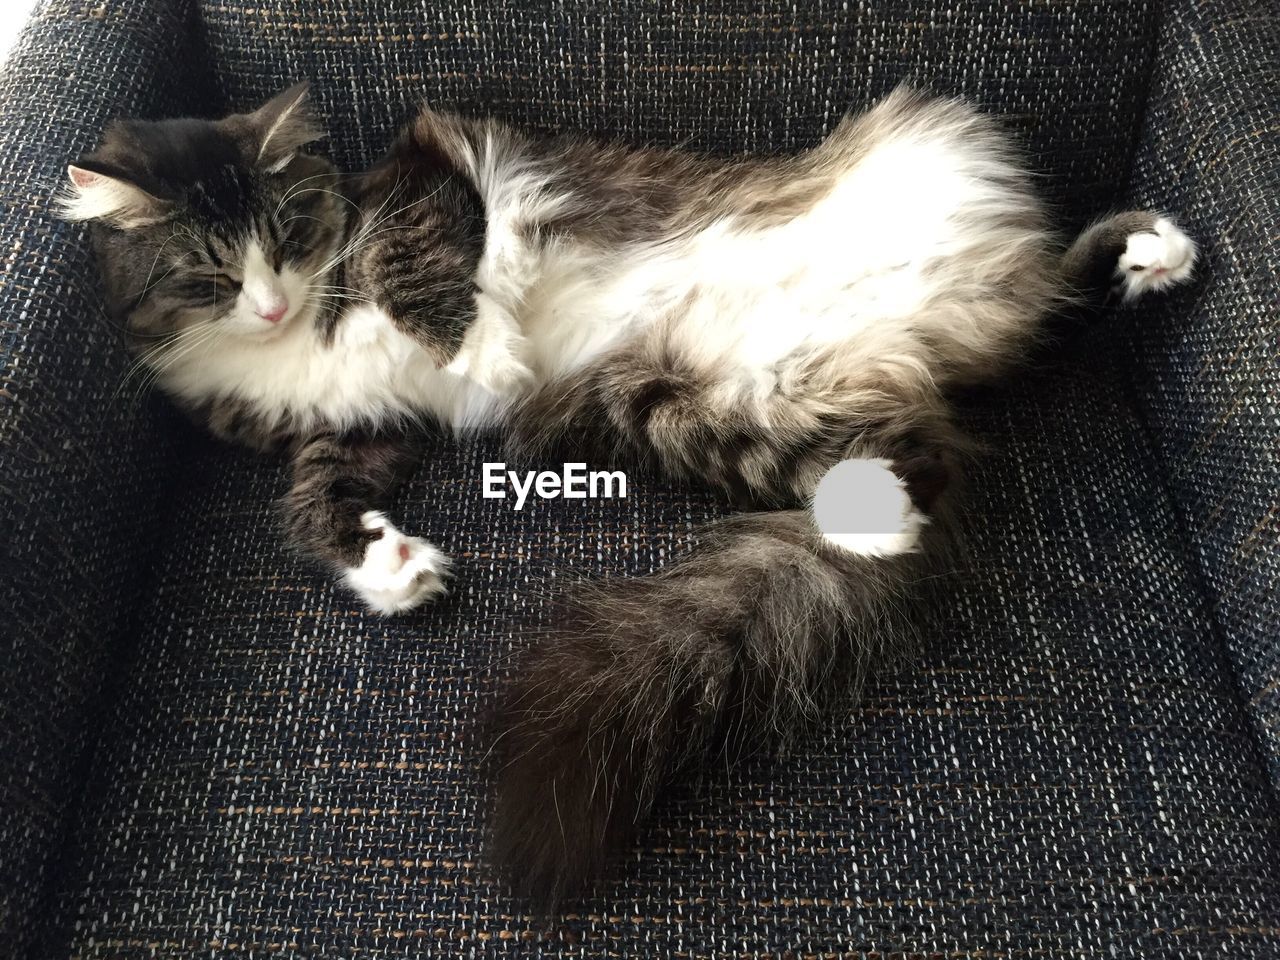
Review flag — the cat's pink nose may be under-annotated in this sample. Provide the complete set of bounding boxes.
[257,300,289,323]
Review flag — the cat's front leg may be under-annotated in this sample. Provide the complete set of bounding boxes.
[283,430,450,613]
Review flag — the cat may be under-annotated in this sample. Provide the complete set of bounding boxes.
[62,82,1196,907]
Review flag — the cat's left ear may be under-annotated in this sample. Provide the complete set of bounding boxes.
[249,82,322,171]
[61,159,170,228]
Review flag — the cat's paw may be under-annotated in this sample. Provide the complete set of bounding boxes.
[446,342,535,397]
[1117,217,1197,301]
[344,511,451,614]
[445,293,535,399]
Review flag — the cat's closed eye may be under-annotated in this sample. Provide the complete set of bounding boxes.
[208,271,241,293]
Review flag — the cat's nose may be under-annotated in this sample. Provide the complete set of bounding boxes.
[256,299,289,323]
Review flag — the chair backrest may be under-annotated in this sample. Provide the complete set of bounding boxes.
[199,0,1164,226]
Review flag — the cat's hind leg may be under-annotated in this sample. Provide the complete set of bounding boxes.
[1062,211,1197,301]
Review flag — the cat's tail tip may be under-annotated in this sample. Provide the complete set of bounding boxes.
[483,583,660,911]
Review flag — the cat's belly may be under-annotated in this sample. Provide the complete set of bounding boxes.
[520,132,1039,393]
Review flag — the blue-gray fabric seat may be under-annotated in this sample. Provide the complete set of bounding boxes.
[1,1,1277,957]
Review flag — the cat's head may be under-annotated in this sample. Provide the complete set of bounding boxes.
[63,83,346,347]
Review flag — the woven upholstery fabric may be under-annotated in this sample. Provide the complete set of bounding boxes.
[0,1,217,955]
[1121,0,1280,788]
[0,0,1275,956]
[201,0,1163,226]
[58,342,1280,957]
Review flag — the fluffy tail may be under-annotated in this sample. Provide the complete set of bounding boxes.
[484,208,1198,908]
[485,465,949,908]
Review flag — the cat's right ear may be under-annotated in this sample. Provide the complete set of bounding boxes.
[59,161,169,228]
[249,81,323,171]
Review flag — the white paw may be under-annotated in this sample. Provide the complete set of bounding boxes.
[1117,217,1197,301]
[812,458,926,558]
[445,293,535,398]
[446,342,535,397]
[343,511,451,614]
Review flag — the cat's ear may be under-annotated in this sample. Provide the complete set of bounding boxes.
[250,82,322,171]
[60,160,169,228]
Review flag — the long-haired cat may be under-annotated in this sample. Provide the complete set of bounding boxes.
[62,82,1196,907]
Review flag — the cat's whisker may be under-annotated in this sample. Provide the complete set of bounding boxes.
[305,292,372,305]
[308,293,373,307]
[130,223,204,306]
[304,282,368,293]
[136,323,225,396]
[308,295,373,306]
[135,228,187,299]
[303,175,418,280]
[135,249,198,302]
[307,224,376,280]
[149,331,221,382]
[274,173,355,216]
[279,185,362,216]
[304,280,372,296]
[306,207,442,284]
[116,319,220,401]
[352,182,446,239]
[307,291,370,299]
[353,222,441,246]
[275,171,334,208]
[117,330,185,398]
[134,318,218,369]
[278,213,331,231]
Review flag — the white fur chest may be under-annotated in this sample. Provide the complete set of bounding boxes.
[161,303,513,433]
